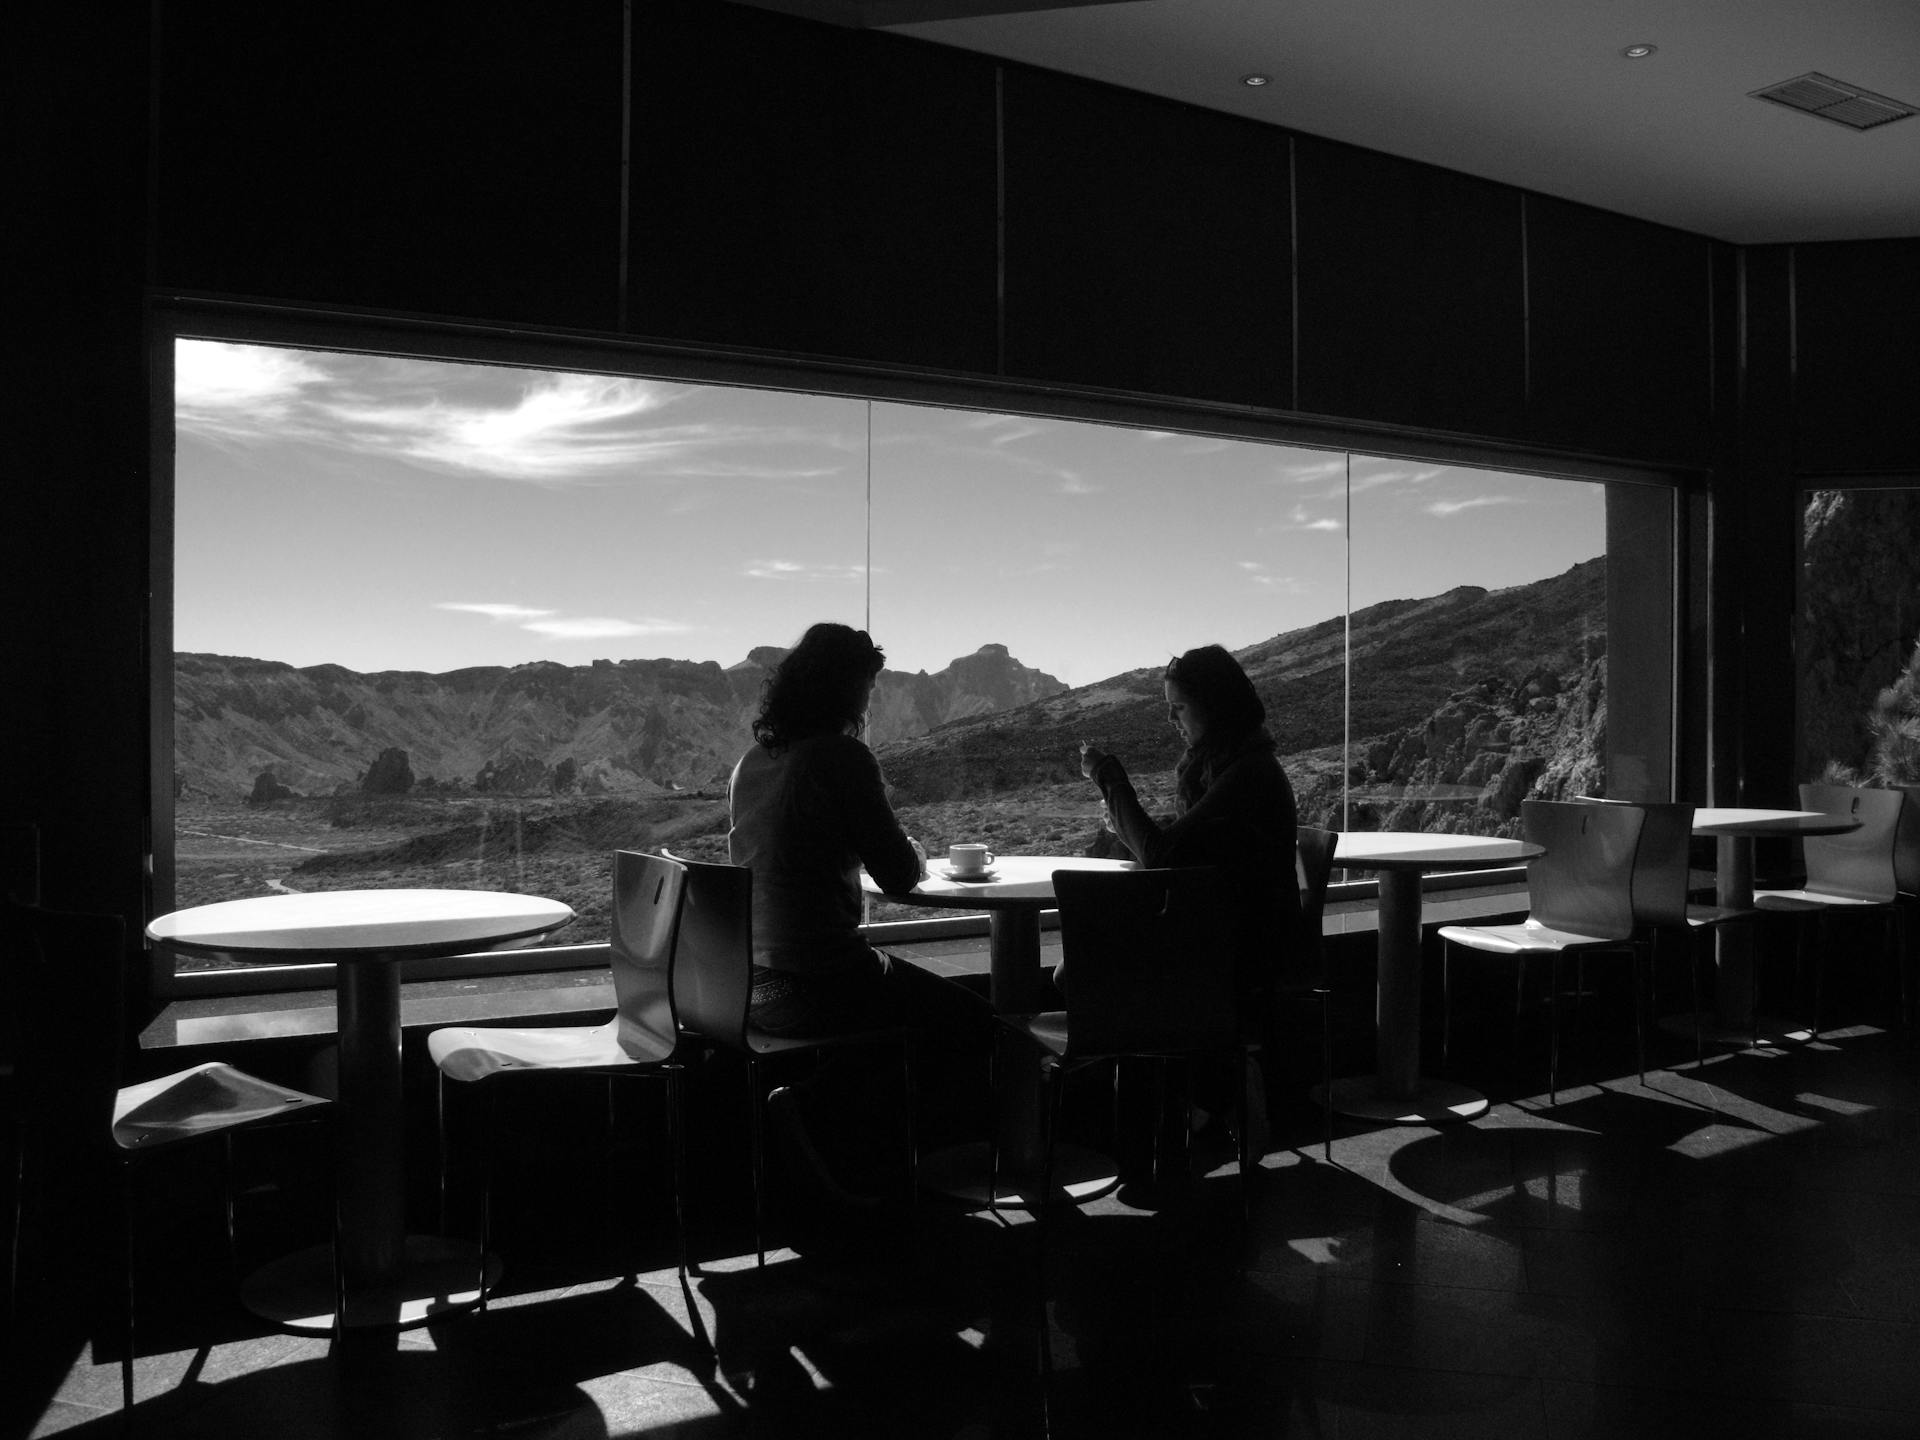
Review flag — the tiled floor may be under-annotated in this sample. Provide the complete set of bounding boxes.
[14,989,1920,1439]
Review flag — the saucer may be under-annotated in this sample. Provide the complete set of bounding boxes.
[939,866,999,883]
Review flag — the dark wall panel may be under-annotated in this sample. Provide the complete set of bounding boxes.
[1294,138,1524,437]
[1001,68,1291,408]
[628,4,999,373]
[1793,239,1920,474]
[1526,196,1714,465]
[154,0,623,330]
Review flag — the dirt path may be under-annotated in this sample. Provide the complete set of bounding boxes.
[178,828,328,853]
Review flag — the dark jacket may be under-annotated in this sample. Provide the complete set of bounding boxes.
[1087,732,1302,999]
[727,732,920,976]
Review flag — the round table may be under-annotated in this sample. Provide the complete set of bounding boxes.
[1324,831,1543,1124]
[1689,807,1861,1037]
[862,855,1136,1206]
[146,888,575,1331]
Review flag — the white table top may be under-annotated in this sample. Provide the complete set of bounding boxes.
[147,888,576,958]
[1691,807,1863,837]
[862,854,1138,908]
[1333,831,1543,871]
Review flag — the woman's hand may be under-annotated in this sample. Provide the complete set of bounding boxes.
[1078,740,1110,779]
[909,836,928,877]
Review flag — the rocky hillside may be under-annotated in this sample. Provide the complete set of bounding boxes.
[174,643,1067,800]
[875,558,1607,833]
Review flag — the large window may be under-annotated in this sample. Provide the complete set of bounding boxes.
[166,337,1643,981]
[1798,487,1920,786]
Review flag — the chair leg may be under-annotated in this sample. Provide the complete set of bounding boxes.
[747,1060,768,1268]
[662,1066,709,1356]
[1547,952,1562,1105]
[897,1043,918,1214]
[988,1041,1004,1210]
[1234,1048,1253,1228]
[1688,930,1705,1069]
[121,1163,136,1412]
[1440,941,1453,1071]
[1632,942,1649,1084]
[221,1132,239,1282]
[1318,989,1333,1163]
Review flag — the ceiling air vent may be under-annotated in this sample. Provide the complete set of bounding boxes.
[1752,72,1916,131]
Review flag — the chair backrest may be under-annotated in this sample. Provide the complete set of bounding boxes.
[1520,799,1643,939]
[4,900,124,1163]
[1575,797,1696,928]
[1052,867,1238,1059]
[1893,785,1920,896]
[1293,828,1338,988]
[1797,782,1903,902]
[608,850,688,1062]
[669,855,756,1051]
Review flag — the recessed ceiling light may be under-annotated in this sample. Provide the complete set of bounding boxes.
[1621,44,1657,59]
[1240,73,1271,87]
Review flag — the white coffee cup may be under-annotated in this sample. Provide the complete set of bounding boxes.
[947,843,995,874]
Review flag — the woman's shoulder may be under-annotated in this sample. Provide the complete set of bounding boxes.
[787,731,881,773]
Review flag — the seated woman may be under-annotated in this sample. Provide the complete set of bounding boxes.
[728,621,990,1210]
[1077,643,1301,1146]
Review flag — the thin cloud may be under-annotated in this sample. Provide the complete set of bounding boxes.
[174,340,850,487]
[1267,505,1343,533]
[964,415,1050,447]
[522,617,688,640]
[436,603,556,620]
[1239,561,1309,593]
[437,602,688,641]
[744,560,869,582]
[175,341,329,438]
[1279,457,1347,485]
[1338,465,1447,498]
[1059,475,1103,496]
[1427,495,1520,517]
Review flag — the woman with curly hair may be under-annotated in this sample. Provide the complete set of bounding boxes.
[728,621,989,1211]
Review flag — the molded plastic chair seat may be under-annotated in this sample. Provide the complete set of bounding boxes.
[111,1061,327,1149]
[424,850,698,1333]
[1438,800,1646,1103]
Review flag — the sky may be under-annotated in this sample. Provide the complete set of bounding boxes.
[174,340,1607,688]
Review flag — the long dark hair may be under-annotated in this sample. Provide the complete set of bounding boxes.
[1164,643,1267,749]
[752,622,886,752]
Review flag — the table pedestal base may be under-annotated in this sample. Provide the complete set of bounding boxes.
[1317,1075,1489,1124]
[241,1235,500,1333]
[917,1139,1119,1210]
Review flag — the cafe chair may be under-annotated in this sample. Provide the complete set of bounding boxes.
[5,898,332,1414]
[424,850,699,1329]
[994,867,1248,1243]
[1891,783,1920,1028]
[1753,783,1907,1038]
[1255,828,1339,1160]
[1577,798,1758,1066]
[666,854,917,1267]
[1437,800,1645,1104]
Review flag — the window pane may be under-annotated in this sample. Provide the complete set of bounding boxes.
[1800,488,1920,784]
[171,340,866,968]
[1345,459,1609,837]
[865,407,1350,919]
